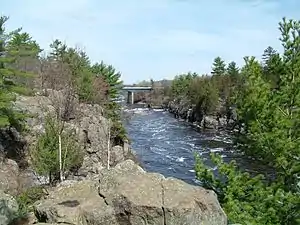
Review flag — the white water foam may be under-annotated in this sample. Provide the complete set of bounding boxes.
[176,157,185,162]
[210,147,224,153]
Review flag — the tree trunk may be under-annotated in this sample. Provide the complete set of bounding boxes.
[58,134,63,182]
[107,120,111,170]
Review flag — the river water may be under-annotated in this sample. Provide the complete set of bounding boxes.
[124,108,271,185]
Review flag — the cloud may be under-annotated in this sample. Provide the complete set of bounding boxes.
[3,0,300,83]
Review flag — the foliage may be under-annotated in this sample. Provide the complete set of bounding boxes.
[0,16,34,127]
[170,72,196,98]
[189,75,219,115]
[132,79,171,106]
[233,18,300,190]
[212,56,226,77]
[262,46,285,89]
[194,17,300,225]
[90,61,123,101]
[16,186,46,213]
[31,115,83,184]
[226,61,240,86]
[195,153,300,225]
[47,39,126,144]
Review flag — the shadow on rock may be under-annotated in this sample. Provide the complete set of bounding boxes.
[112,196,133,225]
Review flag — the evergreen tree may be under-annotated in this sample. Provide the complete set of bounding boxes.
[211,56,226,76]
[90,61,123,100]
[227,61,239,79]
[262,46,285,88]
[275,17,300,190]
[31,115,83,184]
[7,31,41,57]
[0,16,33,127]
[49,39,67,60]
[48,40,99,103]
[195,17,300,225]
[170,73,194,98]
[189,75,219,115]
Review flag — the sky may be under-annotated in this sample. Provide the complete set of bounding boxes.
[3,0,300,84]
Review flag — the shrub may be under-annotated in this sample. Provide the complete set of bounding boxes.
[16,186,46,213]
[31,115,83,184]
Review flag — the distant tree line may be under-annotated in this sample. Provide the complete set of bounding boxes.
[132,79,172,106]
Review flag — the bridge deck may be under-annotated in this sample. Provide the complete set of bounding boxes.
[122,86,153,91]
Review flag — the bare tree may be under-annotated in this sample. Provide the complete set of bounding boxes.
[107,118,111,170]
[35,58,79,182]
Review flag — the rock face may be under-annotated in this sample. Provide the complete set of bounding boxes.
[0,127,27,167]
[34,160,227,225]
[0,159,19,196]
[0,158,49,197]
[11,90,134,180]
[165,99,237,130]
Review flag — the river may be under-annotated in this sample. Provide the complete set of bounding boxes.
[124,108,272,185]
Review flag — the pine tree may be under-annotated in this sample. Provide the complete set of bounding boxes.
[211,56,226,76]
[234,56,273,155]
[48,40,99,103]
[7,31,41,57]
[262,46,285,89]
[49,39,67,60]
[90,61,123,101]
[274,17,300,190]
[0,16,33,127]
[170,73,194,98]
[31,115,83,184]
[227,61,239,80]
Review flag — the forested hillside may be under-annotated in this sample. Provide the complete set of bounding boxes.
[161,18,300,224]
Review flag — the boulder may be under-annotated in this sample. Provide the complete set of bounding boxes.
[0,190,19,225]
[34,160,227,225]
[110,145,125,166]
[0,159,19,195]
[0,158,48,195]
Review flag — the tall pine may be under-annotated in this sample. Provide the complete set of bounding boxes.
[262,46,285,89]
[211,56,226,76]
[90,61,122,101]
[0,16,33,127]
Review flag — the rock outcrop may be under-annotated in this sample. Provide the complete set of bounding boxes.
[11,90,134,179]
[34,160,227,225]
[165,99,237,130]
[0,159,20,196]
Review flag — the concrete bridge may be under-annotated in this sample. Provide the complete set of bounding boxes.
[122,86,153,104]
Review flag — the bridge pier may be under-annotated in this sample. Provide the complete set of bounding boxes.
[127,91,134,104]
[122,86,153,105]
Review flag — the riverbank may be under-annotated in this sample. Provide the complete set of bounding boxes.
[163,99,237,131]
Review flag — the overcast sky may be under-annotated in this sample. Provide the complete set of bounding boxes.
[3,0,300,83]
